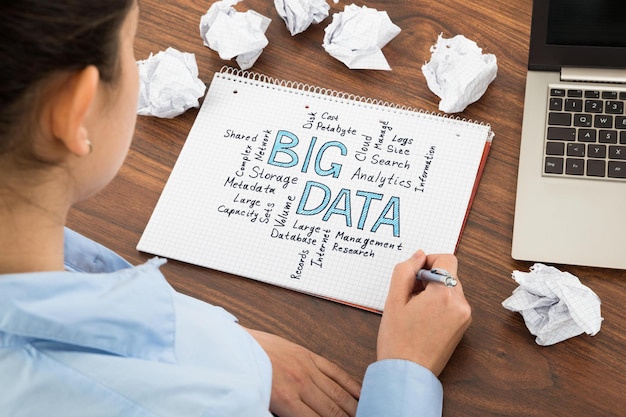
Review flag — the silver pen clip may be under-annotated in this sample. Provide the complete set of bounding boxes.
[416,268,458,287]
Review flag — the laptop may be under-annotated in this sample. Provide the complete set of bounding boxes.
[512,0,626,269]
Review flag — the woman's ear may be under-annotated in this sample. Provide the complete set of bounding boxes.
[49,65,99,157]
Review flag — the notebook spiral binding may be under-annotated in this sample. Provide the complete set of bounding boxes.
[218,66,492,136]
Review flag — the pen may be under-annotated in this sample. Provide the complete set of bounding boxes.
[416,268,458,287]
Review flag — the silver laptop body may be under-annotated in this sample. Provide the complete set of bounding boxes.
[512,0,626,269]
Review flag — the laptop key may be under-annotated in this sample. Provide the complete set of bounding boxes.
[578,129,596,142]
[594,115,613,128]
[573,114,592,127]
[565,99,583,112]
[546,142,565,155]
[608,161,626,178]
[615,116,626,129]
[550,88,566,97]
[565,158,585,175]
[548,112,572,126]
[567,143,584,157]
[547,127,575,140]
[609,145,626,160]
[545,157,564,174]
[585,90,600,98]
[602,91,618,100]
[605,101,624,114]
[588,144,606,158]
[599,130,618,143]
[549,97,563,111]
[585,100,603,113]
[587,160,606,177]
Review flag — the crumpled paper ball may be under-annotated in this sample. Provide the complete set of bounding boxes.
[137,47,206,118]
[199,0,271,70]
[274,0,330,36]
[502,263,603,346]
[322,4,401,70]
[422,34,497,113]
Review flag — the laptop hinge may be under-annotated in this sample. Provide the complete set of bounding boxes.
[561,67,626,84]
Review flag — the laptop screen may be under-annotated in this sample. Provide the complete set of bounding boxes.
[529,0,626,70]
[547,0,626,48]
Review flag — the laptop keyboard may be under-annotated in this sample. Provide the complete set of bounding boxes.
[544,85,626,180]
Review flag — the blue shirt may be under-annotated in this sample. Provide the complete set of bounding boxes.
[0,228,442,416]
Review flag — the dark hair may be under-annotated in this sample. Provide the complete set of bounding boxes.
[0,0,135,156]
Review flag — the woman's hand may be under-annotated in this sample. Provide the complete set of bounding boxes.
[246,328,361,417]
[377,249,472,376]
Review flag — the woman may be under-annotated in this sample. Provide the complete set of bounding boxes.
[0,1,471,416]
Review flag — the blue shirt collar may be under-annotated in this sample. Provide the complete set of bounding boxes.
[63,227,133,273]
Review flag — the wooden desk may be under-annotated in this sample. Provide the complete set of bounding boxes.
[68,0,626,415]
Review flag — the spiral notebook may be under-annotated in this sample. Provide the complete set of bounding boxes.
[138,67,493,312]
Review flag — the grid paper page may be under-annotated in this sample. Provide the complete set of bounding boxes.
[138,70,493,312]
